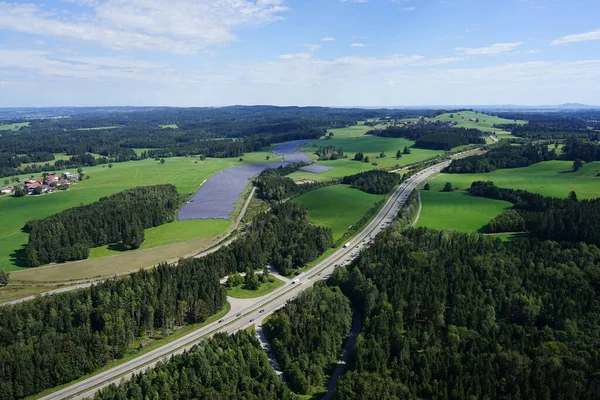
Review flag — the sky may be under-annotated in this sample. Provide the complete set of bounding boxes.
[0,0,599,107]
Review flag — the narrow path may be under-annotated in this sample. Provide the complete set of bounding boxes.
[255,325,284,376]
[411,188,423,227]
[322,311,361,400]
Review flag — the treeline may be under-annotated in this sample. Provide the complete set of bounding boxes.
[341,170,401,194]
[486,209,526,233]
[0,151,140,179]
[264,282,352,394]
[253,167,330,201]
[25,185,180,266]
[95,332,296,400]
[444,143,556,173]
[0,257,226,399]
[330,228,600,399]
[369,126,484,150]
[469,181,600,245]
[563,137,600,162]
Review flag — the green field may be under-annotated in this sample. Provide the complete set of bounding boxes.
[226,276,285,299]
[0,122,30,131]
[428,160,600,199]
[415,190,512,233]
[433,111,526,133]
[0,149,281,275]
[287,124,445,182]
[293,185,385,240]
[159,124,178,129]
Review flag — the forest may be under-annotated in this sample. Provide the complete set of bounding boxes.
[94,332,296,400]
[329,227,600,399]
[264,282,352,394]
[253,166,330,201]
[25,185,181,266]
[444,142,556,173]
[0,202,332,398]
[369,126,485,150]
[562,137,600,162]
[469,181,600,246]
[341,170,401,194]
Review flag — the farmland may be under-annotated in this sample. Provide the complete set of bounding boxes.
[433,111,526,133]
[293,184,385,240]
[415,190,512,233]
[0,149,280,276]
[427,160,600,199]
[0,122,30,131]
[287,124,445,181]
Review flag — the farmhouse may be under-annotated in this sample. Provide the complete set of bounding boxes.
[1,185,14,194]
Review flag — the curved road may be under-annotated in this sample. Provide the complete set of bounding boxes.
[39,159,451,400]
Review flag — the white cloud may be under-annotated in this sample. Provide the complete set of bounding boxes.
[552,29,600,45]
[351,42,366,47]
[303,43,321,52]
[0,0,288,54]
[321,37,335,42]
[456,41,523,55]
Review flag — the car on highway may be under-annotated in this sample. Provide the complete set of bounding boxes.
[259,309,265,313]
[236,313,241,317]
[218,319,223,323]
[291,278,299,284]
[249,319,254,322]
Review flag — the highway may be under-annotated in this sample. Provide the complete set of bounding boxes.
[40,159,451,400]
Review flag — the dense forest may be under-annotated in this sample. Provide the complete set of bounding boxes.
[25,185,181,266]
[341,170,401,194]
[0,202,331,398]
[369,126,484,150]
[444,143,556,173]
[469,181,600,246]
[253,167,330,201]
[0,257,226,399]
[562,137,600,162]
[330,228,600,399]
[264,283,352,394]
[95,332,296,400]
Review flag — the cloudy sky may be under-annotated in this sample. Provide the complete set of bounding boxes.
[0,0,599,107]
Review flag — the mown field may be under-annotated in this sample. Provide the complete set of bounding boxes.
[433,111,526,133]
[0,122,30,131]
[287,124,445,182]
[293,185,385,240]
[428,160,600,199]
[415,190,512,233]
[0,149,281,276]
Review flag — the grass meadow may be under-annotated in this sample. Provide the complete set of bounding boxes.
[226,276,285,299]
[415,190,512,233]
[293,185,385,240]
[1,149,281,276]
[0,122,30,131]
[428,160,600,199]
[433,111,526,133]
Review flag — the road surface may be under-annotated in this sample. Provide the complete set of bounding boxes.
[39,159,451,400]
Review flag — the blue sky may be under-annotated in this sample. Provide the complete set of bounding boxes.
[0,0,599,107]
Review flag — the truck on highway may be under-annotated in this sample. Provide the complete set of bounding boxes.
[343,243,350,248]
[291,279,299,284]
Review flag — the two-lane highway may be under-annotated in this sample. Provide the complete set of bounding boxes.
[42,159,450,400]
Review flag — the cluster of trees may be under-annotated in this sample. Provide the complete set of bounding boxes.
[469,181,600,245]
[315,146,344,160]
[25,185,180,266]
[369,126,484,150]
[485,209,526,233]
[264,282,352,394]
[329,227,600,399]
[341,170,401,194]
[253,168,330,201]
[445,143,557,173]
[563,137,600,162]
[0,257,226,399]
[198,202,333,277]
[94,332,295,400]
